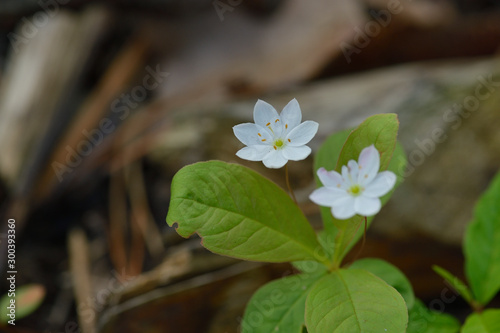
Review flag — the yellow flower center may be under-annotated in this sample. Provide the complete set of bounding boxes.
[349,184,362,196]
[275,139,284,148]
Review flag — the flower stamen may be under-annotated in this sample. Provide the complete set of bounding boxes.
[349,184,363,196]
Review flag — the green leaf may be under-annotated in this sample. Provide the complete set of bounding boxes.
[305,269,408,332]
[407,299,460,333]
[432,265,474,305]
[242,272,325,333]
[292,260,328,275]
[334,114,399,173]
[461,309,500,333]
[167,161,326,264]
[313,115,404,266]
[349,258,415,309]
[464,171,500,305]
[292,231,335,275]
[0,284,46,323]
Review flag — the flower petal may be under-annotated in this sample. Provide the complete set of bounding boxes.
[233,123,271,146]
[236,145,272,161]
[253,99,281,132]
[354,196,381,216]
[282,145,311,161]
[358,145,380,185]
[286,121,319,146]
[309,187,347,207]
[341,165,355,187]
[347,160,359,183]
[262,150,288,168]
[363,171,396,197]
[317,167,343,188]
[331,196,356,219]
[280,98,302,133]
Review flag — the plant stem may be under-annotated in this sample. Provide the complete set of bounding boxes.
[285,164,298,205]
[347,216,368,266]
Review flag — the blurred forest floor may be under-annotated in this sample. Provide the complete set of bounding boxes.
[0,0,500,332]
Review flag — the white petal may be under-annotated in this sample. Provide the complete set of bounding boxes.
[280,98,302,132]
[309,187,347,207]
[254,100,279,128]
[233,123,271,146]
[363,171,396,197]
[236,146,272,161]
[354,196,381,216]
[286,121,319,146]
[358,145,380,185]
[341,165,355,187]
[317,167,343,188]
[331,196,356,219]
[282,145,311,161]
[347,160,359,183]
[262,150,288,168]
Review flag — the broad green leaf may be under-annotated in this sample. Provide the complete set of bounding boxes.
[0,284,45,323]
[349,258,415,309]
[305,269,408,333]
[313,115,404,265]
[292,260,328,275]
[464,171,500,305]
[167,161,326,263]
[432,265,474,305]
[407,299,460,333]
[242,272,325,333]
[334,114,399,172]
[461,309,500,333]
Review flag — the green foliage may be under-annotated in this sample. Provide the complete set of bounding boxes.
[432,265,474,305]
[164,112,466,333]
[0,284,45,323]
[407,299,460,333]
[461,309,500,333]
[313,114,405,266]
[167,161,325,263]
[242,272,326,333]
[305,269,408,333]
[349,258,415,309]
[334,114,399,172]
[464,172,500,305]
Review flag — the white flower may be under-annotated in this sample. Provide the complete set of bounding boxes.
[233,99,319,169]
[309,145,396,219]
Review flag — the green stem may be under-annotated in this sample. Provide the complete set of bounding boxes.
[285,164,297,205]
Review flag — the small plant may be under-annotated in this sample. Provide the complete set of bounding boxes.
[431,170,500,333]
[166,99,499,332]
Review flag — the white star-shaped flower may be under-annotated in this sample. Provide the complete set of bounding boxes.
[309,145,396,219]
[233,99,319,169]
